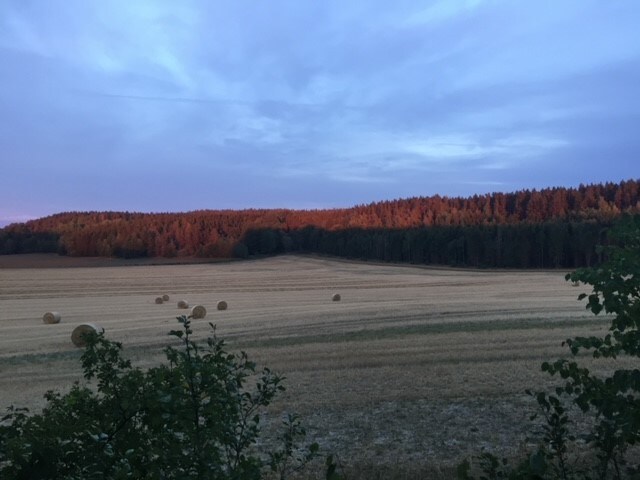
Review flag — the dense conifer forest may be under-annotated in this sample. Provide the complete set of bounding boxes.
[1,180,639,268]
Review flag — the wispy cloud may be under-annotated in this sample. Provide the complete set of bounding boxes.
[0,0,638,218]
[407,0,486,26]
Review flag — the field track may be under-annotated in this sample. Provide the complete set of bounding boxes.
[0,254,609,470]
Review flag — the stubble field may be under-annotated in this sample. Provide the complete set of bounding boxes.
[0,254,610,474]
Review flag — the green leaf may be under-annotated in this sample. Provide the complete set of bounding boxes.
[529,449,547,474]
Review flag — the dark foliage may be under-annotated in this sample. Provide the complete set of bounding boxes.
[0,317,318,479]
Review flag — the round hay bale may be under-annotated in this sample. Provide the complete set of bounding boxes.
[71,323,105,347]
[191,305,207,319]
[216,300,228,311]
[177,300,189,309]
[155,297,164,304]
[162,294,170,301]
[43,311,61,324]
[332,293,341,302]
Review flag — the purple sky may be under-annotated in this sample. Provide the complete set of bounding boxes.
[1,1,639,226]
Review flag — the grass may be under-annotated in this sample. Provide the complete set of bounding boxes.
[235,315,600,349]
[0,349,83,365]
[0,254,599,470]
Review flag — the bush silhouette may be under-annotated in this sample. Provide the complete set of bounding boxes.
[0,316,318,479]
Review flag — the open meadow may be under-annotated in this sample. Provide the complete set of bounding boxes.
[0,254,612,474]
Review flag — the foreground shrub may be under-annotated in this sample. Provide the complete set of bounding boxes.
[0,316,318,479]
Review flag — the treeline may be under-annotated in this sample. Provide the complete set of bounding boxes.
[0,180,638,268]
[244,220,609,269]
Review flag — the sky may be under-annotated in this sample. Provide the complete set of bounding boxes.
[1,1,639,226]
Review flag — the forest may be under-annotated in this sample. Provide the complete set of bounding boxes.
[1,179,639,269]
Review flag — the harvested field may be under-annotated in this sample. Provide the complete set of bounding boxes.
[0,254,611,473]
